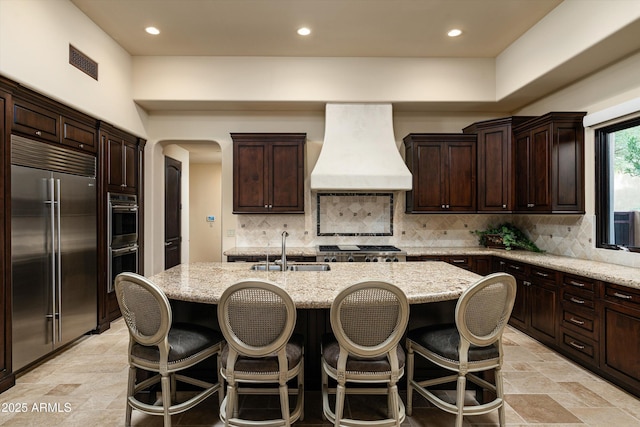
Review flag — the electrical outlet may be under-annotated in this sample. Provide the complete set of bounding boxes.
[226,229,235,237]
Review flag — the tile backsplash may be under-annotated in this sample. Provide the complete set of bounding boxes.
[234,192,640,269]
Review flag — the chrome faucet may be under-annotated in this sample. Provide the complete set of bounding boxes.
[281,231,289,271]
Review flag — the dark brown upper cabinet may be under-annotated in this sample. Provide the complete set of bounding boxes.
[403,133,476,213]
[232,133,306,214]
[102,124,139,194]
[463,116,534,212]
[513,112,586,213]
[12,95,97,154]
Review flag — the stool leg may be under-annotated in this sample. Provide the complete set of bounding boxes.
[334,382,346,427]
[406,344,414,416]
[161,374,172,427]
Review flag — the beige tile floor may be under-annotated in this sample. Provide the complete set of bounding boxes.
[0,319,639,426]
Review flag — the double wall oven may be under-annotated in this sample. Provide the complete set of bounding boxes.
[108,193,139,292]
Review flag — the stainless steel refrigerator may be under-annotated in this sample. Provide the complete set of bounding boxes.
[11,135,97,371]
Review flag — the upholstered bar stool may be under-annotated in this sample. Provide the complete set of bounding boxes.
[405,272,517,427]
[217,279,304,427]
[114,272,224,427]
[321,280,409,427]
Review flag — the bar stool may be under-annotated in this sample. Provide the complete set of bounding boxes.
[217,279,304,427]
[114,272,224,427]
[405,272,517,427]
[321,280,409,427]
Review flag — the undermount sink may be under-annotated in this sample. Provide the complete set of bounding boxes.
[249,263,331,272]
[287,263,331,271]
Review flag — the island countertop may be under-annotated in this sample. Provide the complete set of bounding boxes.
[148,261,481,309]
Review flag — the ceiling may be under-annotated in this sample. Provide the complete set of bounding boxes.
[68,0,640,162]
[71,0,563,58]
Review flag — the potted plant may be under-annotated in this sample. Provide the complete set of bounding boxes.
[472,223,543,252]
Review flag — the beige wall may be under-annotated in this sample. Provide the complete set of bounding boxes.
[190,163,222,262]
[3,0,640,273]
[0,0,146,137]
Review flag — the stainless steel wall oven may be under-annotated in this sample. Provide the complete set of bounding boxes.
[108,193,139,292]
[108,193,138,248]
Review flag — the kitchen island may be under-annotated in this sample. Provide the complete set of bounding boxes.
[149,261,481,389]
[148,260,482,308]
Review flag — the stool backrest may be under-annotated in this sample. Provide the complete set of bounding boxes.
[115,272,172,347]
[455,272,517,349]
[218,279,296,357]
[331,281,409,358]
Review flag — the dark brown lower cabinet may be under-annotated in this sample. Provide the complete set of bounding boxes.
[407,255,492,276]
[558,274,599,368]
[601,283,640,394]
[494,259,559,348]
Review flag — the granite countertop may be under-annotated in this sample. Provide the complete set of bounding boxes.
[224,246,640,290]
[148,261,481,309]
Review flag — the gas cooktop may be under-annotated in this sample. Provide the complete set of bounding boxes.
[317,245,402,252]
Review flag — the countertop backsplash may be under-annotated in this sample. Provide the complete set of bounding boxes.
[233,192,639,269]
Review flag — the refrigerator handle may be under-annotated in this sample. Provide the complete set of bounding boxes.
[56,178,62,343]
[47,177,57,345]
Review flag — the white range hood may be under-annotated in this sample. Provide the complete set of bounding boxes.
[310,103,412,191]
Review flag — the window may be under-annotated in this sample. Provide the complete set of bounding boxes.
[595,117,640,251]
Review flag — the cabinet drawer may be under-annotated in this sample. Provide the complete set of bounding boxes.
[561,331,596,361]
[531,266,556,284]
[13,99,60,142]
[447,256,472,270]
[562,274,596,293]
[503,261,526,276]
[562,305,596,337]
[62,116,97,152]
[563,289,595,310]
[605,284,640,308]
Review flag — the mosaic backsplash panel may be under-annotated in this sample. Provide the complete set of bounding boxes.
[234,192,640,269]
[317,193,393,235]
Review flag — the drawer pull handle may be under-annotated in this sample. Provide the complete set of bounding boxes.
[451,259,465,263]
[570,297,585,304]
[568,280,585,288]
[569,341,585,350]
[509,265,521,270]
[523,281,532,287]
[613,292,633,300]
[35,130,42,136]
[536,272,549,277]
[569,317,585,325]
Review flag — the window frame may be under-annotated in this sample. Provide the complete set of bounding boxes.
[595,116,640,251]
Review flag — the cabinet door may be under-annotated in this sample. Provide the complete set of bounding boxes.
[12,98,60,143]
[515,125,551,212]
[529,125,551,211]
[61,116,97,153]
[529,281,558,343]
[107,136,125,189]
[414,142,445,211]
[233,142,269,212]
[603,305,640,385]
[446,141,476,211]
[477,127,510,211]
[270,141,304,212]
[124,142,137,191]
[552,123,584,212]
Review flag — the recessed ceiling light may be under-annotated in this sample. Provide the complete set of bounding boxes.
[145,26,160,35]
[297,27,311,36]
[447,29,462,37]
